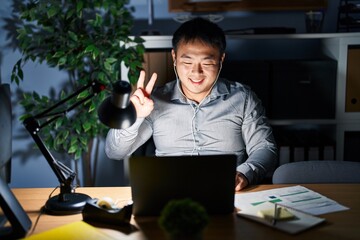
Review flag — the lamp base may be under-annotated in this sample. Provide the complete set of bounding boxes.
[44,193,91,215]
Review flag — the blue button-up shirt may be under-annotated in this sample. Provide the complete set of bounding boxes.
[105,78,278,184]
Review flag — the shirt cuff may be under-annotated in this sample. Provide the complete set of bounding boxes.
[236,164,254,185]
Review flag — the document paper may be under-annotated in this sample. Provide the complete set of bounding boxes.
[235,185,349,216]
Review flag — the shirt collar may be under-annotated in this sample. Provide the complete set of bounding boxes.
[170,78,230,103]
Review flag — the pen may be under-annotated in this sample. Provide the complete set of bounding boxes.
[272,203,280,225]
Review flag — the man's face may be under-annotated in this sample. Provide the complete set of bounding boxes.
[172,39,225,103]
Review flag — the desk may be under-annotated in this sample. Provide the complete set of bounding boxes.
[12,184,360,240]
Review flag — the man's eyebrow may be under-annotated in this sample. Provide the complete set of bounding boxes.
[180,54,191,59]
[203,56,216,60]
[179,54,216,60]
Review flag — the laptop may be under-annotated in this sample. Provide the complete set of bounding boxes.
[0,178,32,239]
[128,155,237,216]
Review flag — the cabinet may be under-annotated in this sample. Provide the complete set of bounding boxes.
[337,0,360,32]
[345,46,360,111]
[142,51,175,87]
[121,33,360,163]
[168,0,328,12]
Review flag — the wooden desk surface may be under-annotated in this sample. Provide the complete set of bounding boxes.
[12,184,360,240]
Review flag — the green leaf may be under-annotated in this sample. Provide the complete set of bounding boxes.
[47,6,59,18]
[33,92,41,101]
[58,57,67,65]
[105,58,118,64]
[94,13,103,27]
[84,45,96,53]
[84,45,100,60]
[74,122,82,134]
[74,149,82,159]
[98,72,106,82]
[82,121,92,132]
[92,47,100,60]
[66,8,75,19]
[76,1,84,13]
[20,114,32,122]
[68,31,78,42]
[104,61,112,71]
[18,68,24,80]
[77,90,89,99]
[55,133,64,146]
[88,101,96,113]
[55,117,63,129]
[68,145,77,154]
[79,135,87,146]
[60,90,67,100]
[53,51,65,58]
[70,136,78,146]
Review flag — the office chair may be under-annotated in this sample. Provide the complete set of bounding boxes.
[272,160,360,184]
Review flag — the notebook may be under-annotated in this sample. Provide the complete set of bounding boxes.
[128,155,237,216]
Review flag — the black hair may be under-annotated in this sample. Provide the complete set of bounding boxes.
[172,17,226,55]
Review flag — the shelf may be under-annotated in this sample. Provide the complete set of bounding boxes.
[337,0,360,32]
[339,4,360,13]
[168,0,328,12]
[339,17,360,25]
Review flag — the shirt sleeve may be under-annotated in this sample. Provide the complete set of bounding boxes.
[237,90,278,185]
[105,118,152,160]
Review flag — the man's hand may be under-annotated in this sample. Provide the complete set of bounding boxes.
[130,70,157,118]
[235,172,249,191]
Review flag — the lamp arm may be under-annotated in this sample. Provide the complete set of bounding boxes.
[24,117,73,189]
[34,81,105,119]
[23,81,105,195]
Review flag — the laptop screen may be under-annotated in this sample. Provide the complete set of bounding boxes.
[129,155,237,216]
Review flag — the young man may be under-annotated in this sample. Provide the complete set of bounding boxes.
[105,17,277,190]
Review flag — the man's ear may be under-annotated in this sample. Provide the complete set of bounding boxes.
[171,49,176,62]
[221,53,225,63]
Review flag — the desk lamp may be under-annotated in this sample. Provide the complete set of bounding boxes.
[23,80,136,215]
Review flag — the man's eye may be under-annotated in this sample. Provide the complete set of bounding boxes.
[203,63,216,67]
[184,62,192,65]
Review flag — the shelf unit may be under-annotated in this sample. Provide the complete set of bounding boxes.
[337,0,360,32]
[168,0,328,12]
[121,33,360,162]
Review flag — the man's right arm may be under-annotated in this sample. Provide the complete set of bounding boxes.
[105,118,151,160]
[105,70,158,160]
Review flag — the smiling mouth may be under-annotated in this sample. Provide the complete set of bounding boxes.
[190,78,204,84]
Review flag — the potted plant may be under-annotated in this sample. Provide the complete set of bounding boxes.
[6,0,145,186]
[159,198,209,240]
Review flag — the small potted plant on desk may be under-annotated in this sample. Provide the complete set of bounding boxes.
[159,198,209,240]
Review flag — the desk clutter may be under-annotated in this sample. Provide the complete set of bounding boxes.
[235,185,349,234]
[237,201,325,234]
[82,198,133,226]
[24,221,116,240]
[6,184,359,239]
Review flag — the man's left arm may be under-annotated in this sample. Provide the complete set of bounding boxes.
[237,90,278,187]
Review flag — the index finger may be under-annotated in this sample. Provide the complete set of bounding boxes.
[145,72,158,94]
[136,70,146,89]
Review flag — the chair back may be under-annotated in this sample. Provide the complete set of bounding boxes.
[272,160,360,184]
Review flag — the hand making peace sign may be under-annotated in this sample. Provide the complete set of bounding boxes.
[130,70,158,118]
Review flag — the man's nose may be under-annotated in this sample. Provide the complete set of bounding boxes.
[191,63,203,73]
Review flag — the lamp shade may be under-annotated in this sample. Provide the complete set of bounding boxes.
[98,81,136,129]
